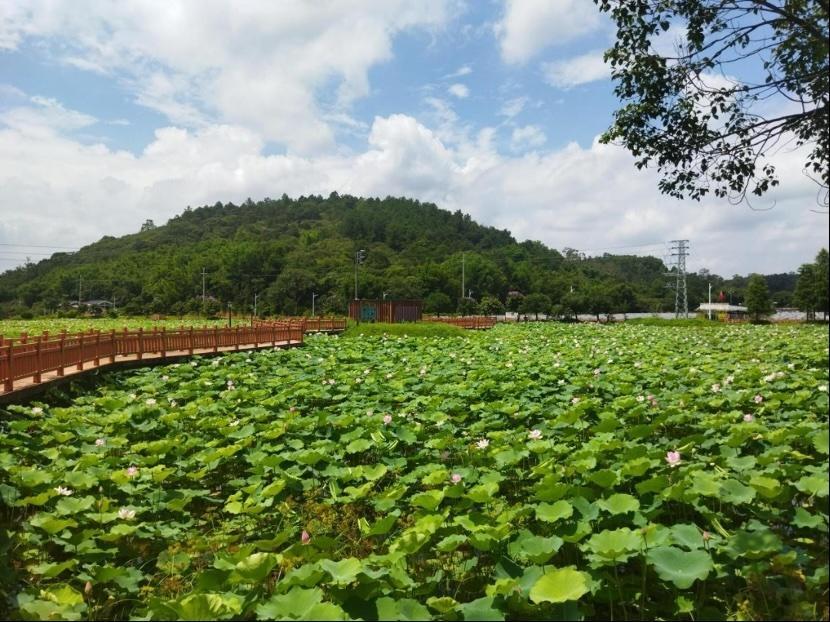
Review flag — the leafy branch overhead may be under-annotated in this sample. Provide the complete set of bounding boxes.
[596,0,829,206]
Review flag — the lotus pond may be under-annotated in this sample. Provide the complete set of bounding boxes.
[1,323,828,620]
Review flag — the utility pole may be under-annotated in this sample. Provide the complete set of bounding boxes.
[461,252,465,301]
[253,292,258,318]
[201,267,207,305]
[708,282,712,320]
[354,249,365,299]
[312,292,318,317]
[78,275,82,307]
[227,303,232,328]
[665,240,689,319]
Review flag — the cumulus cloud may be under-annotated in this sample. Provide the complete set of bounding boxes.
[448,83,469,99]
[495,0,604,64]
[510,125,546,150]
[0,0,457,154]
[543,50,611,89]
[0,100,825,275]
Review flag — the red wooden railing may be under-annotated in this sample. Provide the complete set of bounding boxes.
[257,317,348,333]
[0,322,304,393]
[425,316,497,330]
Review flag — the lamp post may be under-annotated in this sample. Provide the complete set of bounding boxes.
[227,302,232,328]
[382,290,389,300]
[312,292,318,317]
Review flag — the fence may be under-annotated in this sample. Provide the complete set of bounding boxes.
[0,322,305,393]
[257,317,348,333]
[425,315,497,330]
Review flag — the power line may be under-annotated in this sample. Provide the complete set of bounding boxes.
[0,243,79,250]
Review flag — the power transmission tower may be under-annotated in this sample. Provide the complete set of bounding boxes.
[665,240,689,318]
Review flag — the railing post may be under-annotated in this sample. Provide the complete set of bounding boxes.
[189,327,194,355]
[20,331,28,345]
[34,337,42,383]
[94,331,101,366]
[109,330,116,363]
[213,326,219,353]
[161,327,167,358]
[4,342,13,392]
[76,333,84,370]
[57,333,65,377]
[235,326,240,351]
[138,327,144,360]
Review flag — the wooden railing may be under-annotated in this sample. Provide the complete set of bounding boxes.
[426,316,497,330]
[258,317,348,333]
[0,322,304,393]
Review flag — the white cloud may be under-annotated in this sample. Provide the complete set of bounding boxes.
[1,1,458,154]
[1,103,824,276]
[448,83,469,99]
[445,65,472,78]
[510,125,546,150]
[543,50,611,89]
[495,0,604,64]
[0,95,97,135]
[499,96,527,119]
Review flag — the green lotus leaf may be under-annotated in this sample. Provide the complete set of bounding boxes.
[583,527,642,564]
[375,597,432,621]
[233,552,278,583]
[508,529,563,564]
[529,567,591,604]
[319,557,363,585]
[598,493,640,515]
[647,546,713,589]
[535,500,574,523]
[458,596,505,621]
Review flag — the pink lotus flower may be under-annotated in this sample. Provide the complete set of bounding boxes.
[383,414,393,425]
[743,413,755,422]
[665,451,681,467]
[711,383,721,393]
[117,507,136,520]
[528,429,543,440]
[301,530,311,545]
[476,439,489,449]
[95,438,106,447]
[754,394,764,404]
[451,473,462,484]
[571,397,580,405]
[54,486,73,496]
[702,530,711,541]
[125,466,139,478]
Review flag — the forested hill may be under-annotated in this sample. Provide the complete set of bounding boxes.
[0,194,802,317]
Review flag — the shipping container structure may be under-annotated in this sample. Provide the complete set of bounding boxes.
[348,299,423,323]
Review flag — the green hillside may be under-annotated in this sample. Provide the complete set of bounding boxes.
[0,194,808,317]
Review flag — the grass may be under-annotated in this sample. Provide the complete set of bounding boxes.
[341,321,467,338]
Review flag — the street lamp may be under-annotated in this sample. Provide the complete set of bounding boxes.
[312,292,318,317]
[382,290,390,300]
[354,249,366,299]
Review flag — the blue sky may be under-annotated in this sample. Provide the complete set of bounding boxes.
[0,0,826,275]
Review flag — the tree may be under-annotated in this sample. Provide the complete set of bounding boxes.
[794,248,829,319]
[424,292,453,315]
[745,273,773,321]
[520,293,552,320]
[478,295,505,315]
[596,0,829,206]
[140,219,156,232]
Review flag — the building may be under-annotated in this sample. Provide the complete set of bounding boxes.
[696,302,748,321]
[348,299,423,323]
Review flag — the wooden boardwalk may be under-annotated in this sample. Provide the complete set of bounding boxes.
[0,341,298,404]
[0,318,347,404]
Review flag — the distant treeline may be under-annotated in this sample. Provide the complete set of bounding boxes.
[0,194,826,318]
